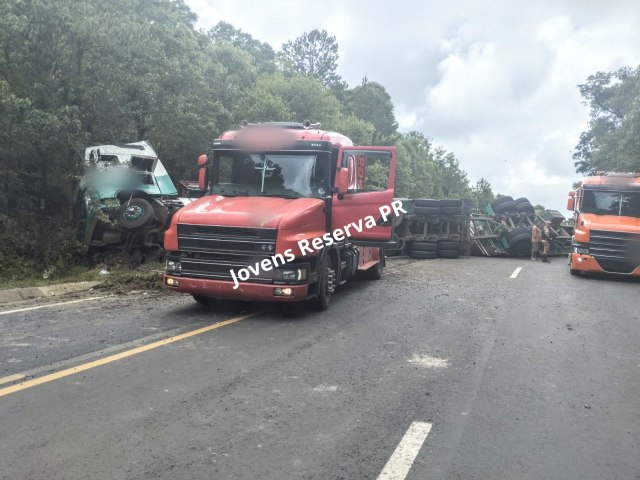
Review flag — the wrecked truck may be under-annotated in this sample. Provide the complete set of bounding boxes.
[72,141,193,259]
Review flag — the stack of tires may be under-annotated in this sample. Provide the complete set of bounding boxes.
[409,240,461,259]
[513,197,535,214]
[490,196,518,214]
[505,226,532,257]
[409,241,437,259]
[491,196,535,215]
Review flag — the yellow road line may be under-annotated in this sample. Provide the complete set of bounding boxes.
[0,312,258,398]
[0,373,26,386]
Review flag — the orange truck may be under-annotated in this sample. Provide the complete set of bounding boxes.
[163,122,400,310]
[567,173,640,276]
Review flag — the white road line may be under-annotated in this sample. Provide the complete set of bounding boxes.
[510,267,523,279]
[0,296,108,316]
[377,421,432,480]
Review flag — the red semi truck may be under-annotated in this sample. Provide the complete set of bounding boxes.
[568,173,640,276]
[163,122,401,310]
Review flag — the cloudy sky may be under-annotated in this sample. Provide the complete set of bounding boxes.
[185,0,640,213]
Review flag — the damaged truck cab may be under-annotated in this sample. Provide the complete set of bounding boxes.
[163,122,398,310]
[74,141,192,257]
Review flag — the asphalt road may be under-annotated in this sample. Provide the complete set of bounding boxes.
[1,257,639,480]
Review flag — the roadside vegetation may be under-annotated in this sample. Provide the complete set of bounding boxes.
[0,0,638,285]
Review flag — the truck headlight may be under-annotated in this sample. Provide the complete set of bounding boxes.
[273,268,307,282]
[572,243,589,255]
[166,260,182,272]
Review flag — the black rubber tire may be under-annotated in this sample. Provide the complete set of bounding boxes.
[439,199,462,207]
[570,268,580,276]
[513,197,530,205]
[437,240,460,250]
[506,227,531,244]
[310,255,333,311]
[507,233,530,246]
[517,202,535,213]
[440,206,463,215]
[410,250,438,259]
[414,199,440,208]
[493,201,518,214]
[508,238,532,257]
[193,295,216,306]
[438,249,460,259]
[411,242,437,252]
[414,206,440,216]
[118,198,155,230]
[491,196,514,208]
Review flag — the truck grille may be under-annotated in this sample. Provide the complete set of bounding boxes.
[590,229,640,274]
[177,224,277,282]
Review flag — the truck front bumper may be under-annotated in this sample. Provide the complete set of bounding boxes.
[164,275,309,302]
[570,253,640,275]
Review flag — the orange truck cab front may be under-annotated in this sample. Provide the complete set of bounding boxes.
[163,122,399,310]
[568,173,640,276]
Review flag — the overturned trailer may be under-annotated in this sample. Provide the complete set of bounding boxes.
[389,195,572,259]
[469,196,573,257]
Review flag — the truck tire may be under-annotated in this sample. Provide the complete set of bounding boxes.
[411,242,437,252]
[414,206,440,216]
[437,240,460,250]
[118,198,155,230]
[311,256,335,311]
[514,197,530,205]
[493,201,518,214]
[414,199,439,208]
[506,227,531,245]
[517,201,535,213]
[410,250,437,259]
[193,295,216,306]
[438,249,460,259]
[491,196,514,208]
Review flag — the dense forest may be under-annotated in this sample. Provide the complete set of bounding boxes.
[1,0,637,280]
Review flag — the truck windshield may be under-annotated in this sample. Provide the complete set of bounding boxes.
[582,190,640,217]
[211,152,330,198]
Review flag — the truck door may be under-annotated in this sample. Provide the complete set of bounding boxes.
[331,146,397,242]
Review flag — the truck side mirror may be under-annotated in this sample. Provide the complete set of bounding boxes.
[567,191,575,211]
[567,197,574,211]
[337,167,349,198]
[197,154,208,191]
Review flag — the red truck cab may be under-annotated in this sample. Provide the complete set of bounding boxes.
[568,173,640,276]
[163,122,399,310]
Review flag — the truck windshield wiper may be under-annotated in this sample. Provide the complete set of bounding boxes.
[259,193,300,199]
[214,187,249,197]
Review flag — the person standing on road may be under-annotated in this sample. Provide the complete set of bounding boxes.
[541,220,553,263]
[531,223,542,260]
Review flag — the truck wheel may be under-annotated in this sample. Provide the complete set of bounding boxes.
[411,242,437,252]
[193,295,216,306]
[118,198,155,230]
[311,256,335,311]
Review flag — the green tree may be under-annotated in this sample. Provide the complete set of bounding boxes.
[278,29,343,88]
[471,178,495,211]
[208,21,276,74]
[573,66,640,174]
[345,78,398,139]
